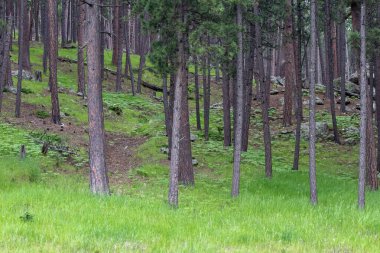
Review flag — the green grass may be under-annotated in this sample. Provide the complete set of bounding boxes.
[0,42,379,252]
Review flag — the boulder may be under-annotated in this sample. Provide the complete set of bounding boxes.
[316,97,324,105]
[11,70,34,80]
[333,78,360,95]
[301,122,329,140]
[271,76,284,86]
[190,133,197,142]
[349,72,359,84]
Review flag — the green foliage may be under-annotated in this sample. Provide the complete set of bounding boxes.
[35,110,50,119]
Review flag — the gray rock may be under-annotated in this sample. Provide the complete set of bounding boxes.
[316,97,324,105]
[210,103,223,110]
[4,86,17,94]
[333,78,359,95]
[301,122,329,140]
[11,70,34,80]
[271,76,284,86]
[349,72,359,84]
[160,147,169,154]
[190,133,197,142]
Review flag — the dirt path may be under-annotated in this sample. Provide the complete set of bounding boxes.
[1,98,146,184]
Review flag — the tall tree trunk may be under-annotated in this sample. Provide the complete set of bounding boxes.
[222,63,231,147]
[255,3,272,178]
[293,0,303,171]
[194,56,201,130]
[351,0,360,74]
[231,4,244,197]
[241,23,255,152]
[168,4,188,207]
[77,0,85,97]
[33,0,39,41]
[111,0,119,66]
[137,38,147,94]
[338,14,347,112]
[178,65,194,185]
[87,0,110,195]
[48,0,61,124]
[376,2,380,173]
[115,0,123,92]
[100,1,105,80]
[358,0,366,209]
[162,74,171,160]
[21,1,31,71]
[283,0,295,127]
[122,2,135,95]
[15,0,25,118]
[61,0,67,47]
[324,0,340,144]
[0,0,5,113]
[41,0,48,74]
[309,0,318,205]
[203,56,210,141]
[0,1,12,112]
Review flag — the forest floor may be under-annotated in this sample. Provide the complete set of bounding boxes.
[0,42,379,253]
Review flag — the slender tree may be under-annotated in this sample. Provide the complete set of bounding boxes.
[115,0,123,92]
[77,0,85,97]
[168,28,185,208]
[194,56,202,130]
[203,55,210,141]
[324,0,340,143]
[48,0,61,124]
[222,63,231,147]
[358,0,366,209]
[15,0,25,118]
[309,0,318,205]
[86,0,110,195]
[231,4,244,197]
[283,0,295,127]
[61,0,68,47]
[254,3,272,178]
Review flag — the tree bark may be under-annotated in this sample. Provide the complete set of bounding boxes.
[293,0,303,171]
[338,13,347,112]
[115,0,123,92]
[111,0,119,66]
[203,56,210,141]
[41,0,48,74]
[222,63,231,147]
[324,0,340,144]
[376,3,380,173]
[309,0,318,205]
[87,0,110,195]
[231,4,244,197]
[21,0,31,71]
[255,3,272,178]
[77,0,85,97]
[241,23,255,152]
[194,56,201,130]
[358,0,366,209]
[48,0,61,124]
[61,0,68,47]
[122,2,135,95]
[168,29,185,208]
[15,0,25,118]
[283,0,295,127]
